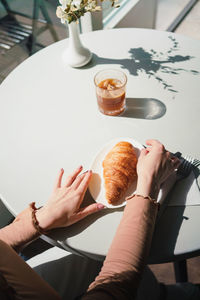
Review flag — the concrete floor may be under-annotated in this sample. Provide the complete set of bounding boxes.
[156,0,200,40]
[0,0,200,286]
[156,0,192,30]
[175,0,200,40]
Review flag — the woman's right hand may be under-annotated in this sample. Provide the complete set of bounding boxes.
[136,139,180,200]
[36,167,104,231]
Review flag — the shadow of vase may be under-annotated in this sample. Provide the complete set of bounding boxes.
[82,36,200,94]
[122,97,166,119]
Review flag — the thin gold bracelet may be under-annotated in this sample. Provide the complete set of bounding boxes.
[29,202,47,235]
[126,194,160,210]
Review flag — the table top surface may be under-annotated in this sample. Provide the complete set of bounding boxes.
[0,28,200,263]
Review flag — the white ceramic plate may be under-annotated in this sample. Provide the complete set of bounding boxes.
[89,137,143,208]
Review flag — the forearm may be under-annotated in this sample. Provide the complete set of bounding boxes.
[83,196,158,299]
[0,240,61,299]
[0,206,40,252]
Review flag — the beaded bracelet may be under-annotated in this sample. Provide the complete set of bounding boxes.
[29,202,47,235]
[126,194,160,210]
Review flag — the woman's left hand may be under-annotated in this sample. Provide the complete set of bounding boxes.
[36,166,104,231]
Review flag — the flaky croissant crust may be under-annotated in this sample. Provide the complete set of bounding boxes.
[102,141,137,204]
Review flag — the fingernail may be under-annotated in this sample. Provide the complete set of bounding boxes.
[78,165,83,169]
[81,170,88,175]
[97,203,105,210]
[81,170,92,175]
[61,168,64,172]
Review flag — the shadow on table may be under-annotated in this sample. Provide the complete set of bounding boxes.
[149,174,197,263]
[122,97,166,119]
[49,172,198,263]
[50,189,124,240]
[81,35,199,93]
[149,205,185,264]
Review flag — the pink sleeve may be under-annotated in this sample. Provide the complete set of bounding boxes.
[82,196,158,299]
[0,240,61,299]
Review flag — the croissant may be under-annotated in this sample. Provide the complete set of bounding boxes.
[102,141,137,204]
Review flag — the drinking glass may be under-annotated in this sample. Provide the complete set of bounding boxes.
[94,69,127,116]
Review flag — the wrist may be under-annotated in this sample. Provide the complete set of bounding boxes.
[35,206,52,232]
[1,206,41,251]
[136,175,160,201]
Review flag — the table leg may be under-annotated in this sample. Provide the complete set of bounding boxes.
[173,260,188,282]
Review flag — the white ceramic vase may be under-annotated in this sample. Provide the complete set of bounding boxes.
[62,21,92,68]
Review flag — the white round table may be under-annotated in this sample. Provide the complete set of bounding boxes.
[0,28,200,263]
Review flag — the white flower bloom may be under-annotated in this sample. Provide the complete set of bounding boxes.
[56,0,119,23]
[56,6,67,23]
[72,0,81,9]
[86,2,95,10]
[59,0,71,9]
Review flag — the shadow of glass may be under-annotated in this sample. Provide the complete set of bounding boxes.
[122,97,166,119]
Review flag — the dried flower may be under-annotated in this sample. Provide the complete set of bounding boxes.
[56,0,119,24]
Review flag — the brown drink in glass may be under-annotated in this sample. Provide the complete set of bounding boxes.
[94,69,127,116]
